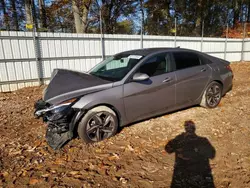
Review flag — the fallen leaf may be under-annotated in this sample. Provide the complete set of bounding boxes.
[69,171,79,176]
[9,150,22,156]
[95,149,102,153]
[41,174,50,178]
[50,169,57,174]
[108,153,119,161]
[65,154,71,162]
[126,145,134,151]
[29,178,41,185]
[73,174,84,179]
[119,177,128,184]
[69,148,77,153]
[53,158,65,165]
[1,171,9,178]
[21,170,27,177]
[34,140,42,147]
[39,149,48,156]
[26,146,37,152]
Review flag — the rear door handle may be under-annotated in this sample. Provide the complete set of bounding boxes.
[163,77,172,83]
[201,68,206,72]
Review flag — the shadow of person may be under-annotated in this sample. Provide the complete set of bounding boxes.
[165,121,216,188]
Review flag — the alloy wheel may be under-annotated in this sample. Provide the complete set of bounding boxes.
[86,112,115,142]
[206,84,221,107]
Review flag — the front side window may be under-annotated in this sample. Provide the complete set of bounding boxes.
[173,52,201,70]
[89,54,143,81]
[137,53,172,77]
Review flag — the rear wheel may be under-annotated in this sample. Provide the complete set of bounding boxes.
[200,81,222,108]
[77,106,118,143]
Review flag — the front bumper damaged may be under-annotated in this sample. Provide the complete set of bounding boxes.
[34,99,77,150]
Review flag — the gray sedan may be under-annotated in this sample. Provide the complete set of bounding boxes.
[34,48,233,149]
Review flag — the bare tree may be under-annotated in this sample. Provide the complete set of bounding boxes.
[39,0,47,28]
[72,0,92,33]
[139,0,144,35]
[248,0,250,22]
[82,0,92,32]
[72,0,84,33]
[233,0,240,27]
[11,0,19,30]
[25,0,33,30]
[31,0,38,31]
[194,0,204,36]
[0,0,10,30]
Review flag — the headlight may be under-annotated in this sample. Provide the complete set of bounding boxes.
[35,98,77,118]
[51,103,71,113]
[59,98,77,104]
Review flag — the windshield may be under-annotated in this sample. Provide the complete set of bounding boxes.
[89,54,144,81]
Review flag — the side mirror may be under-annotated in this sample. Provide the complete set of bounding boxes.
[132,73,149,81]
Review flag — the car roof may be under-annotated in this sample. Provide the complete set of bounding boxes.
[116,47,201,57]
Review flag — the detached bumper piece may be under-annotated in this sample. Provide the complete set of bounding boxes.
[34,99,50,119]
[34,99,75,150]
[46,124,72,150]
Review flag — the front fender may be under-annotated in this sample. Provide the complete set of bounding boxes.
[72,86,127,126]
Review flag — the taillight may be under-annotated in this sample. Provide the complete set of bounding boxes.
[226,65,232,72]
[225,65,234,78]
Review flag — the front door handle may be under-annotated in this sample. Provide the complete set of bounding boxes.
[163,77,172,83]
[201,68,206,72]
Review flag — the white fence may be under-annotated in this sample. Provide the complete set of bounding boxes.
[0,31,249,92]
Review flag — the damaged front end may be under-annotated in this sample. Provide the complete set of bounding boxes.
[34,99,80,150]
[33,69,113,149]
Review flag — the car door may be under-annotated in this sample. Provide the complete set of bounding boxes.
[173,51,212,106]
[123,52,176,122]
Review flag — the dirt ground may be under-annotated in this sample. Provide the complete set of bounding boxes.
[0,62,250,188]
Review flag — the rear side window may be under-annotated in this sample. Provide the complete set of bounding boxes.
[173,52,201,70]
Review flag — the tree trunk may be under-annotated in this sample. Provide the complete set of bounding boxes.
[39,0,47,28]
[233,0,240,27]
[11,0,19,30]
[25,0,33,30]
[102,1,114,34]
[82,0,92,32]
[165,0,171,34]
[139,0,144,35]
[72,0,83,33]
[31,0,38,31]
[195,0,203,36]
[248,0,250,22]
[0,0,10,30]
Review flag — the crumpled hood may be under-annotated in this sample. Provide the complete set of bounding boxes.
[43,69,112,105]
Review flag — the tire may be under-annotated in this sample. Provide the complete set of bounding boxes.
[200,81,222,108]
[77,106,118,143]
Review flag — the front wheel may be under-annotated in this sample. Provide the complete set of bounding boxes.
[200,81,222,108]
[77,106,118,143]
